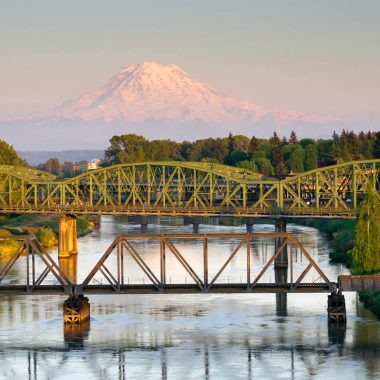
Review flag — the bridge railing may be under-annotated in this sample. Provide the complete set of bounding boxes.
[339,275,380,292]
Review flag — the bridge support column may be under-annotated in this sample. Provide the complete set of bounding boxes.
[328,293,346,323]
[58,215,78,258]
[141,215,148,232]
[246,218,254,233]
[93,214,101,226]
[274,218,288,268]
[193,218,200,233]
[63,295,90,324]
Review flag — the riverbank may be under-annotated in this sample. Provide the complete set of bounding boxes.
[291,218,356,266]
[293,217,380,320]
[0,214,95,257]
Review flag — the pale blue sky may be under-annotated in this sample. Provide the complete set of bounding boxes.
[0,0,379,126]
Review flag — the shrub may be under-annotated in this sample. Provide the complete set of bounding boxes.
[35,227,57,247]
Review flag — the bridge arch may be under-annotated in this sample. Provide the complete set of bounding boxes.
[0,159,379,217]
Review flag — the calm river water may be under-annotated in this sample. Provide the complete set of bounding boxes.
[0,216,379,379]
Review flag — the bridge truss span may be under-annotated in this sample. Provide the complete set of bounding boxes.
[78,232,337,294]
[0,233,337,295]
[0,159,379,217]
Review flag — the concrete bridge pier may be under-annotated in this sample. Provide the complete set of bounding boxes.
[274,218,288,268]
[63,294,90,325]
[92,214,101,226]
[327,293,346,324]
[192,218,200,233]
[246,218,254,233]
[140,215,149,232]
[58,215,78,258]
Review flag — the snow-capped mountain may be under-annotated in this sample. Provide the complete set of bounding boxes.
[47,61,329,125]
[1,62,338,150]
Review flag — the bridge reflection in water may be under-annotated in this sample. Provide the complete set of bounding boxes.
[1,311,378,380]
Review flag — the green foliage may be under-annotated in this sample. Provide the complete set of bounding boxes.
[224,150,248,166]
[237,160,258,172]
[0,140,23,166]
[76,215,95,237]
[359,291,380,318]
[102,130,378,177]
[35,227,57,247]
[291,218,356,265]
[251,150,267,159]
[304,144,318,171]
[373,132,380,158]
[38,158,63,176]
[254,158,274,176]
[352,187,380,274]
[300,138,316,148]
[289,146,305,172]
[272,146,285,176]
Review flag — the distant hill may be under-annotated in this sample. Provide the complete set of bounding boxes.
[18,150,104,166]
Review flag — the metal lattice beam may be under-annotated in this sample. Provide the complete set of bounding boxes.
[0,160,379,217]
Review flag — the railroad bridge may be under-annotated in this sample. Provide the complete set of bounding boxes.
[1,233,379,325]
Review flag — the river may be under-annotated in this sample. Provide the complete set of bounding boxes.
[0,216,379,379]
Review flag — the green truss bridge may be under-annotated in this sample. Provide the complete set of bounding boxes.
[0,159,379,218]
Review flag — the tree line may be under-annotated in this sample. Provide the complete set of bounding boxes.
[1,129,380,178]
[103,130,380,177]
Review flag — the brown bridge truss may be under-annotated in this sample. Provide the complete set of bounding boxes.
[0,233,342,295]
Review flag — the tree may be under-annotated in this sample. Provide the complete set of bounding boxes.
[254,158,274,176]
[227,132,235,153]
[44,158,62,176]
[289,130,298,144]
[352,187,380,274]
[289,146,305,172]
[269,132,281,146]
[105,134,148,164]
[237,160,258,172]
[248,136,259,155]
[0,140,23,166]
[272,146,286,176]
[224,150,248,166]
[373,132,380,158]
[300,138,316,148]
[304,144,318,171]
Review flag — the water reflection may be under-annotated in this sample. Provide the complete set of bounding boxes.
[275,267,288,317]
[4,337,380,380]
[0,216,379,379]
[59,254,77,284]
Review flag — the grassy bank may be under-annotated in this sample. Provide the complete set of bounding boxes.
[292,218,356,266]
[294,218,380,319]
[0,214,95,257]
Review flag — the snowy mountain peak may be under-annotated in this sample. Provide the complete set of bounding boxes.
[49,62,331,125]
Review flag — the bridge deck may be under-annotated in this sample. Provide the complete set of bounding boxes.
[0,283,334,295]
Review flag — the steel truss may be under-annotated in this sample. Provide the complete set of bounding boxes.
[0,235,73,293]
[0,233,336,295]
[0,160,379,217]
[78,233,337,294]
